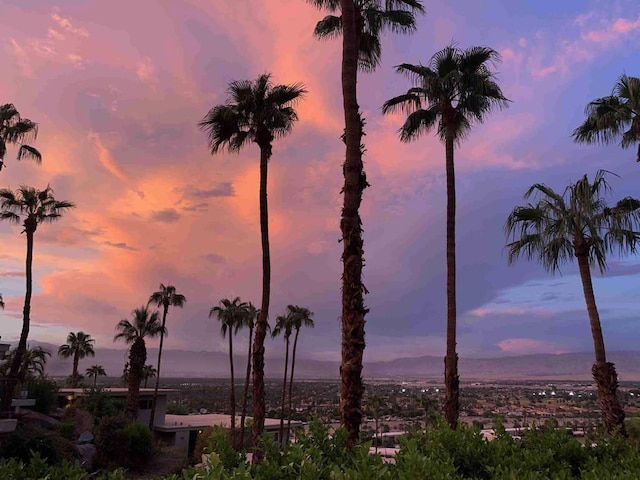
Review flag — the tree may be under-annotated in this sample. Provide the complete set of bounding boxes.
[239,302,259,447]
[199,75,305,454]
[308,0,424,447]
[0,345,50,384]
[0,104,42,172]
[58,331,95,388]
[209,297,248,439]
[147,284,186,428]
[286,305,314,442]
[573,74,640,162]
[0,186,74,409]
[505,170,640,434]
[142,364,156,388]
[272,308,294,446]
[114,306,164,418]
[85,365,107,387]
[382,45,509,429]
[367,394,384,453]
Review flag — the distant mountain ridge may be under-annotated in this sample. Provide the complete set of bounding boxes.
[26,343,640,380]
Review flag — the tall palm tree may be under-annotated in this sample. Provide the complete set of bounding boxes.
[382,45,509,429]
[308,0,424,447]
[272,308,295,446]
[142,364,156,388]
[239,302,259,447]
[505,170,640,434]
[114,306,164,418]
[85,365,107,387]
[0,186,74,409]
[573,74,640,162]
[199,75,305,453]
[286,305,314,442]
[58,331,95,388]
[147,284,186,428]
[0,345,50,383]
[209,297,248,438]
[0,104,42,172]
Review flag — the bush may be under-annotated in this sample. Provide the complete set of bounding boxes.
[121,422,153,462]
[27,378,59,414]
[0,425,76,465]
[193,425,242,469]
[95,414,153,468]
[76,387,124,424]
[0,453,127,479]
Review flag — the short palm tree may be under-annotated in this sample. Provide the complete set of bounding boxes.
[209,297,249,437]
[382,45,509,429]
[0,186,74,408]
[85,365,107,387]
[573,74,640,162]
[147,284,186,427]
[0,345,50,384]
[114,306,165,418]
[505,170,640,434]
[286,305,314,442]
[272,308,295,446]
[308,0,424,447]
[367,394,384,453]
[142,364,156,388]
[199,74,305,449]
[0,104,42,171]
[58,331,95,388]
[239,302,259,447]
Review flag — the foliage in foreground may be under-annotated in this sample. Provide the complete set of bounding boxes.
[4,421,640,479]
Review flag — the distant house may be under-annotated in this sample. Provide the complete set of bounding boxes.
[59,387,302,455]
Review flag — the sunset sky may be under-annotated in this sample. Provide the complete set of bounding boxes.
[0,0,639,366]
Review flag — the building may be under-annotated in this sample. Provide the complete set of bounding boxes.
[59,387,302,455]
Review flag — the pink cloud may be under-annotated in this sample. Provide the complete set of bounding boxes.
[497,338,569,355]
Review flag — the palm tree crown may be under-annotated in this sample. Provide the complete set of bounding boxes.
[308,0,425,72]
[0,185,75,233]
[505,170,640,273]
[0,103,42,171]
[86,365,106,378]
[114,307,165,344]
[0,345,50,381]
[148,284,186,311]
[58,332,95,361]
[199,73,306,153]
[573,74,640,162]
[382,45,510,142]
[209,297,249,337]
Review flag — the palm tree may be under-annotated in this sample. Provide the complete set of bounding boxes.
[382,45,509,429]
[0,345,50,384]
[286,305,314,442]
[85,365,107,387]
[272,308,295,446]
[505,170,640,434]
[573,74,640,162]
[0,186,74,409]
[142,364,156,388]
[147,284,186,428]
[239,302,259,447]
[58,331,95,388]
[209,297,248,438]
[199,75,305,453]
[308,0,424,447]
[114,306,165,418]
[0,104,42,172]
[367,394,384,453]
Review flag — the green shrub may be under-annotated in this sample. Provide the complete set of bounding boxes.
[0,453,127,479]
[0,425,76,465]
[95,414,153,468]
[56,418,77,440]
[27,378,59,414]
[193,425,243,469]
[121,422,153,462]
[76,387,124,423]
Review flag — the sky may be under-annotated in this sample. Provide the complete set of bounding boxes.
[0,0,639,367]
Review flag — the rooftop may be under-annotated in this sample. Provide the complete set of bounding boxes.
[59,387,179,397]
[156,414,301,432]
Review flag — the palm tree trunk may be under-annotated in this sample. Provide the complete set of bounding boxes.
[286,328,300,444]
[3,228,34,410]
[72,351,79,388]
[340,0,367,450]
[375,415,379,454]
[252,139,272,462]
[93,374,97,387]
[149,306,168,429]
[576,252,626,434]
[279,336,290,447]
[444,123,459,430]
[229,330,236,434]
[125,339,146,419]
[240,326,253,447]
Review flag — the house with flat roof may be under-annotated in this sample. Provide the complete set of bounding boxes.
[59,387,302,455]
